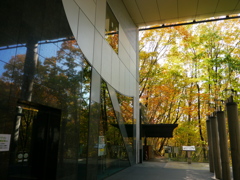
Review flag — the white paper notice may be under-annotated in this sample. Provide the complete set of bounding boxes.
[0,134,11,151]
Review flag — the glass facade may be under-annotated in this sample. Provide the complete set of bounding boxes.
[97,82,130,179]
[117,93,135,164]
[0,0,134,180]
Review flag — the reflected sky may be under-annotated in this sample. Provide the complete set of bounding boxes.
[0,46,26,76]
[0,38,84,78]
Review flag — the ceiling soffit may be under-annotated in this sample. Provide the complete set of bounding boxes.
[122,0,240,27]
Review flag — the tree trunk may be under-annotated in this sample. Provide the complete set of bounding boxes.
[196,83,206,159]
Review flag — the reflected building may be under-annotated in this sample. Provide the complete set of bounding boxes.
[0,0,139,180]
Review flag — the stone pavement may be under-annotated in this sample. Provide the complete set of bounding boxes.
[105,158,215,180]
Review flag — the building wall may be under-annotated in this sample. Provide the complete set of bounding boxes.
[62,0,138,97]
[0,0,140,179]
[62,0,140,163]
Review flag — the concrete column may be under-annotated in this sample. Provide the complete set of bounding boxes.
[206,118,214,173]
[226,100,240,180]
[139,107,143,163]
[209,115,222,179]
[216,111,231,180]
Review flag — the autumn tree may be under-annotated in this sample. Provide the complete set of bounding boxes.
[139,19,240,161]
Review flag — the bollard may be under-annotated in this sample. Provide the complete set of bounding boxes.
[209,115,222,179]
[206,118,214,173]
[226,100,240,180]
[216,111,231,180]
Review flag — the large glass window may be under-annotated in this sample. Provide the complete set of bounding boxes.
[97,81,130,179]
[105,3,119,54]
[117,93,135,163]
[0,0,91,179]
[0,0,134,180]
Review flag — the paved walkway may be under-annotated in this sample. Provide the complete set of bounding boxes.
[105,158,215,180]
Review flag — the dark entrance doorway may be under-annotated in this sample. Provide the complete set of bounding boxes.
[8,100,61,180]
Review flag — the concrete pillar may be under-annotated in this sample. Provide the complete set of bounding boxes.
[216,111,231,180]
[209,115,222,179]
[139,107,143,163]
[226,99,240,180]
[206,118,214,173]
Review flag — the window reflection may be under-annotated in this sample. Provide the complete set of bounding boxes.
[34,38,91,179]
[117,93,134,161]
[0,0,91,179]
[117,93,134,124]
[0,38,91,179]
[105,3,119,54]
[98,81,130,179]
[0,0,134,179]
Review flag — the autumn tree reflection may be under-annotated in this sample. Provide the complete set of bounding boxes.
[1,38,91,178]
